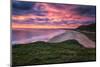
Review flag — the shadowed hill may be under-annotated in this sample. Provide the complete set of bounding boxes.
[77,23,96,32]
[12,30,95,48]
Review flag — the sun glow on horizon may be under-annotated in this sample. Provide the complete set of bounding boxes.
[12,23,81,30]
[12,1,96,30]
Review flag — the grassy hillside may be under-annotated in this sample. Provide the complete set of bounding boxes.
[77,23,96,32]
[77,23,96,41]
[12,40,96,66]
[12,23,96,66]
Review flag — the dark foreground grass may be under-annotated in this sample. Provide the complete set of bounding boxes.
[12,40,96,66]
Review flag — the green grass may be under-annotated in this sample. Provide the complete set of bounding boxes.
[12,40,96,66]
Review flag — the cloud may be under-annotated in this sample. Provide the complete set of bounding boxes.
[12,1,96,26]
[12,1,33,14]
[73,5,96,17]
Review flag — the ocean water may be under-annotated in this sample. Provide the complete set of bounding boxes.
[11,29,66,44]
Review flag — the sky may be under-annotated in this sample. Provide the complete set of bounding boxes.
[12,0,96,29]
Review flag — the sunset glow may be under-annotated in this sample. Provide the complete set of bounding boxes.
[12,1,96,29]
[12,23,81,29]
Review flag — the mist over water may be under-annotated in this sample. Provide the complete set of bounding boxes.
[12,1,96,46]
[12,29,66,44]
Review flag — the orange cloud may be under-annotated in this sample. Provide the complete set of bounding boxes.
[12,3,79,22]
[12,3,95,29]
[12,23,81,29]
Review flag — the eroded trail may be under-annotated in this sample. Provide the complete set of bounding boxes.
[48,30,95,48]
[12,30,95,48]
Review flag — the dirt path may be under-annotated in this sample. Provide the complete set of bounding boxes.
[48,30,95,48]
[12,30,95,48]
